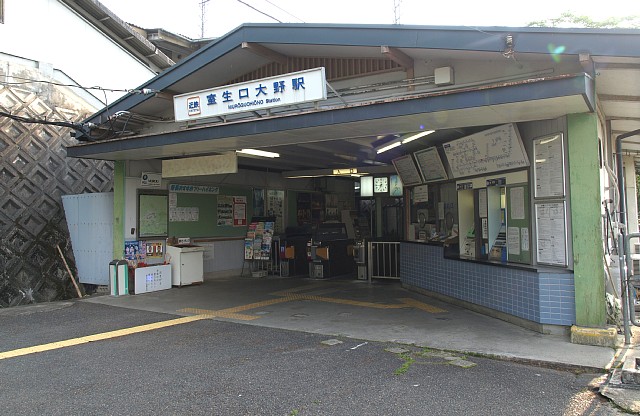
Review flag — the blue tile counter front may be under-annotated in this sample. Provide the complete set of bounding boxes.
[400,242,575,326]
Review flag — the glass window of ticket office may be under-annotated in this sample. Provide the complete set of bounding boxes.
[455,171,531,264]
[409,182,458,242]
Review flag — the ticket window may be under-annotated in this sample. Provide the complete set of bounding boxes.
[410,182,458,241]
[458,188,476,258]
[458,185,504,260]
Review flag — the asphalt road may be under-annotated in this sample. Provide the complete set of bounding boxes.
[0,301,626,415]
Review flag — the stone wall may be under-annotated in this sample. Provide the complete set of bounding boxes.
[0,75,113,307]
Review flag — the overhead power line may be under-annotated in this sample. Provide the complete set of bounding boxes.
[235,0,282,23]
[0,76,159,96]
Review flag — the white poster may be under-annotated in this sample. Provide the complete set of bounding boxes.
[507,226,521,255]
[521,227,530,251]
[413,184,429,203]
[478,189,488,218]
[535,202,567,266]
[510,187,525,220]
[534,134,565,198]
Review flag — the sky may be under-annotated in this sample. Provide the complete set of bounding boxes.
[98,0,638,40]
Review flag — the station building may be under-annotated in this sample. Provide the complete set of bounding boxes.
[67,23,640,340]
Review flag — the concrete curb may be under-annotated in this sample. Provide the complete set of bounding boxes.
[570,325,618,348]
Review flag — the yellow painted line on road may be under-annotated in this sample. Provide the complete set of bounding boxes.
[178,294,447,320]
[294,294,407,309]
[178,307,260,320]
[0,315,209,361]
[399,297,447,313]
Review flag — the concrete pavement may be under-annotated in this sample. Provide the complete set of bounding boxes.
[82,274,618,372]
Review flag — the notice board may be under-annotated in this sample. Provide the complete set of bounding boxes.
[443,124,529,178]
[533,133,565,198]
[414,147,448,182]
[392,154,422,186]
[167,186,253,238]
[138,193,168,238]
[535,202,567,267]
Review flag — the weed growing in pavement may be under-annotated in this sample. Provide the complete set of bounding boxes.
[394,352,416,375]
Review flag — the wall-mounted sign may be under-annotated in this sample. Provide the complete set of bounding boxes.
[360,176,373,197]
[414,147,448,182]
[533,133,565,198]
[535,202,567,267]
[456,182,473,191]
[486,177,506,187]
[389,175,403,197]
[413,184,429,203]
[141,172,161,188]
[168,184,220,194]
[443,124,529,178]
[392,154,422,187]
[173,67,327,121]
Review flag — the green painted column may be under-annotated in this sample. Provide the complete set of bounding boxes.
[113,160,126,260]
[567,113,606,327]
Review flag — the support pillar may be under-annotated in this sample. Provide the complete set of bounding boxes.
[567,113,607,328]
[113,160,126,260]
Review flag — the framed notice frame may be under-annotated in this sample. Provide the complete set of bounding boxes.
[533,133,565,198]
[392,154,422,187]
[414,147,448,182]
[534,202,567,267]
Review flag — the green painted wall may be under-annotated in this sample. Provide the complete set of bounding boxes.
[113,161,125,260]
[567,113,606,327]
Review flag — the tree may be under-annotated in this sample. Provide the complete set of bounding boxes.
[528,12,640,28]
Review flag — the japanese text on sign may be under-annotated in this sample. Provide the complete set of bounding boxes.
[174,68,327,121]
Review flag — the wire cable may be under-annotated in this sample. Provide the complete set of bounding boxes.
[0,76,158,95]
[235,0,282,22]
[263,0,305,22]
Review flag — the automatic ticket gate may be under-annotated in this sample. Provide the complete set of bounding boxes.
[307,223,356,279]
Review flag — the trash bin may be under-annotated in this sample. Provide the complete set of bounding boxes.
[109,259,129,296]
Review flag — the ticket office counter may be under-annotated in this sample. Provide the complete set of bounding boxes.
[403,171,574,330]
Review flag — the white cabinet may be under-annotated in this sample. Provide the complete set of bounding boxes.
[166,244,205,286]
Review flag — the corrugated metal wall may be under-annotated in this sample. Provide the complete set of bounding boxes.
[62,193,114,286]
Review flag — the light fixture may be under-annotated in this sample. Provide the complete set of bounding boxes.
[375,130,436,154]
[376,141,402,154]
[237,148,280,158]
[401,130,435,144]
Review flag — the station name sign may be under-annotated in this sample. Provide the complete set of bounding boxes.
[173,67,327,122]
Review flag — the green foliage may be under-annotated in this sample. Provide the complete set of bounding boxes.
[528,12,640,28]
[394,352,416,375]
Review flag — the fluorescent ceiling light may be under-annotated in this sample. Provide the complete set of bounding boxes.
[401,130,435,144]
[237,148,280,158]
[376,141,402,154]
